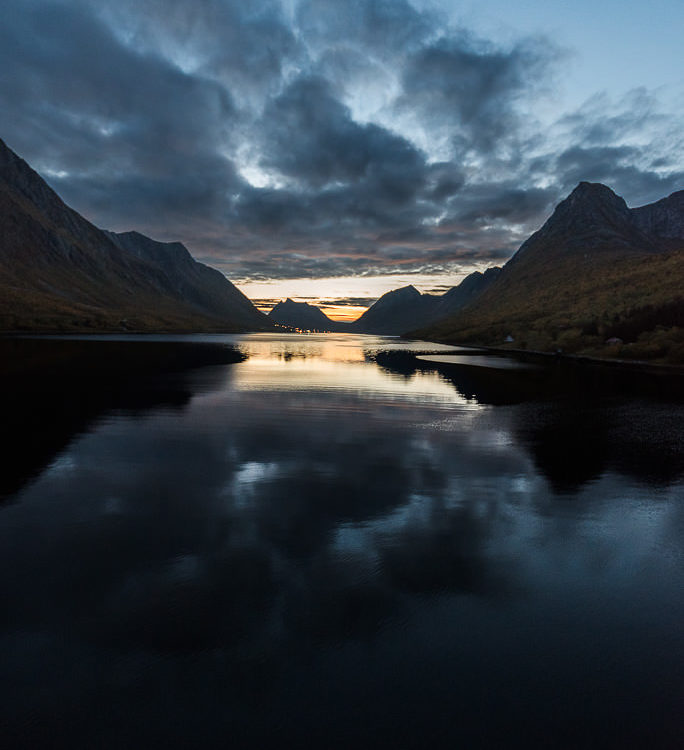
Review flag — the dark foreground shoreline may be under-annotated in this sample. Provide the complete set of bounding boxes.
[0,335,245,378]
[0,337,246,500]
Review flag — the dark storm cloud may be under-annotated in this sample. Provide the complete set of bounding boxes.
[96,0,301,105]
[295,0,436,59]
[0,0,245,238]
[258,76,427,193]
[398,33,556,154]
[0,0,681,279]
[445,184,558,225]
[1,2,236,163]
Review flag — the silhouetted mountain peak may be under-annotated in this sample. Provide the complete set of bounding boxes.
[268,298,343,330]
[271,298,318,312]
[511,181,648,263]
[550,181,630,227]
[570,180,620,199]
[397,284,420,296]
[375,285,421,306]
[350,271,501,335]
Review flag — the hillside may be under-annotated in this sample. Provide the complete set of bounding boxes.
[348,285,434,335]
[268,299,347,331]
[106,231,266,330]
[267,270,501,335]
[343,269,501,335]
[416,183,684,364]
[0,138,270,332]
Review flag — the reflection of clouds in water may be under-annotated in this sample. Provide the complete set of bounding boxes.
[3,370,681,661]
[227,461,284,508]
[0,382,521,658]
[1,335,683,747]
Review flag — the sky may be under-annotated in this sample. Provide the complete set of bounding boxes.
[1,0,683,319]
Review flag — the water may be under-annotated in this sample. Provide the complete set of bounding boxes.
[1,333,682,748]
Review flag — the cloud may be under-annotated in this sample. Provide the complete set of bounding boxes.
[322,297,378,307]
[0,0,245,233]
[0,0,681,281]
[547,89,684,203]
[397,33,557,157]
[258,75,427,193]
[295,0,436,61]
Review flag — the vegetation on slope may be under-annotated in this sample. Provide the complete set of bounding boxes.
[415,183,684,365]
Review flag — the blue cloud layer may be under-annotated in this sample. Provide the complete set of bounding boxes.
[1,0,682,279]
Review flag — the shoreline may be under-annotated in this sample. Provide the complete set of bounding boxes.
[407,337,684,373]
[2,328,683,373]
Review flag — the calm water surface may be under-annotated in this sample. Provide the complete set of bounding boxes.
[1,333,683,748]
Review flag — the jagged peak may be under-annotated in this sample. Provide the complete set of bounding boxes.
[273,298,316,309]
[570,181,614,195]
[535,181,631,237]
[384,284,420,298]
[564,181,627,209]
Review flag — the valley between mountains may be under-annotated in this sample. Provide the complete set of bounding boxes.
[1,137,682,364]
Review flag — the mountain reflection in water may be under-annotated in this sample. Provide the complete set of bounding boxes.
[0,334,682,749]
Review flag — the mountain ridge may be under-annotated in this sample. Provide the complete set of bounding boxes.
[415,181,684,363]
[267,271,501,334]
[0,138,271,332]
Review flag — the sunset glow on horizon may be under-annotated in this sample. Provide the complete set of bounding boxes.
[235,270,485,320]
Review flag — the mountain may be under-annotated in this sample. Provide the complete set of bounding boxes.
[268,298,346,331]
[415,182,684,363]
[105,231,267,330]
[349,285,432,335]
[268,272,502,335]
[0,138,271,332]
[347,270,501,335]
[429,267,502,321]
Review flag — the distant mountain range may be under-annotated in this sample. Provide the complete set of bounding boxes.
[416,182,684,363]
[269,181,684,363]
[350,268,502,334]
[268,268,501,334]
[0,138,271,332]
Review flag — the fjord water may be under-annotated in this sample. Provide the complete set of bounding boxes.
[1,334,682,748]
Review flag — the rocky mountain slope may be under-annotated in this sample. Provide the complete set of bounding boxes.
[0,138,270,332]
[416,182,684,363]
[106,231,266,329]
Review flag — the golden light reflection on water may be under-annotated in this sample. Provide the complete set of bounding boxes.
[219,333,473,407]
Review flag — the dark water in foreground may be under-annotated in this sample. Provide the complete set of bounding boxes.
[1,334,683,749]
